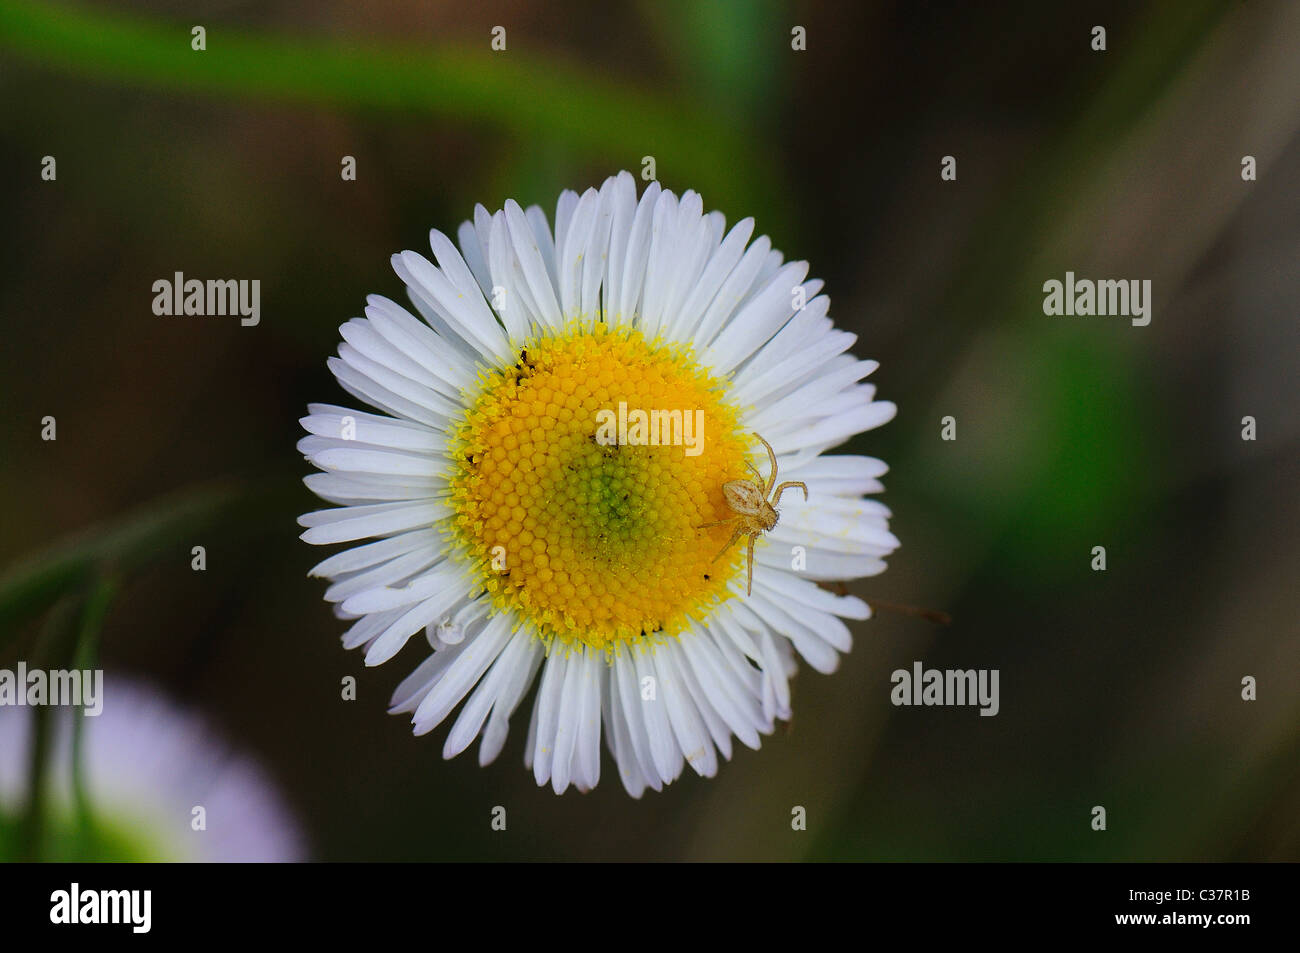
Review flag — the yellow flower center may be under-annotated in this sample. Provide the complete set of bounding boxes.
[447,323,748,651]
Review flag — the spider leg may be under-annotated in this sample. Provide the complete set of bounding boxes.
[753,433,779,495]
[697,516,740,530]
[744,460,765,485]
[745,532,757,595]
[771,481,809,506]
[711,524,747,563]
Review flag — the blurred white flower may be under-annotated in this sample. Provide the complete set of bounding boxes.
[0,674,305,862]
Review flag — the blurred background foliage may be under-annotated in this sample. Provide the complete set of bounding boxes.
[0,0,1296,861]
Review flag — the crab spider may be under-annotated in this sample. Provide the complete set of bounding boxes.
[698,433,808,596]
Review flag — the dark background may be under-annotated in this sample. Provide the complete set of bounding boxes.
[1,0,1296,860]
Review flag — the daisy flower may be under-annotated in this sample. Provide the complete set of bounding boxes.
[0,675,305,861]
[299,171,898,795]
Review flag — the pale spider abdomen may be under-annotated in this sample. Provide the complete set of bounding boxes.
[722,479,766,515]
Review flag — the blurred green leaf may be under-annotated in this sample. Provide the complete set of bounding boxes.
[0,0,777,222]
[639,0,782,125]
[0,483,241,639]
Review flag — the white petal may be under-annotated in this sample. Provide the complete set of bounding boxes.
[411,613,514,730]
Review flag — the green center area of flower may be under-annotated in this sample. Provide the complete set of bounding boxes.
[447,323,748,649]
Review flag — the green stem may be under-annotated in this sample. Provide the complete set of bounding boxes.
[17,597,79,861]
[70,576,116,837]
